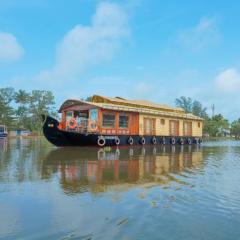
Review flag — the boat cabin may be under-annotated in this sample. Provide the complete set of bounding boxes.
[58,95,203,138]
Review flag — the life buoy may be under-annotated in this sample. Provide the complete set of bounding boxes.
[187,138,192,145]
[115,137,120,145]
[152,137,157,145]
[67,118,77,129]
[141,137,146,145]
[161,137,166,145]
[179,138,184,145]
[170,137,176,145]
[97,136,105,147]
[199,138,203,144]
[88,120,98,132]
[128,136,134,145]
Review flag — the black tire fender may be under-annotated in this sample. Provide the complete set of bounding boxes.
[97,136,106,147]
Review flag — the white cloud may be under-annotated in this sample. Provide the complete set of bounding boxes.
[134,82,152,96]
[178,17,220,51]
[0,32,24,63]
[215,68,240,93]
[36,2,129,86]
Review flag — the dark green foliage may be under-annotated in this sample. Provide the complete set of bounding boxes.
[204,114,230,137]
[28,90,56,133]
[175,96,192,113]
[192,100,208,119]
[175,96,230,137]
[0,87,57,133]
[0,87,15,128]
[14,89,30,129]
[231,119,240,138]
[175,97,208,118]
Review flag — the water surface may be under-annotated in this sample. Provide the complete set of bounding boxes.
[0,138,240,240]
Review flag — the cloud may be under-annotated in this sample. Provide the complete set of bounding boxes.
[178,17,220,51]
[215,68,240,93]
[134,82,153,96]
[36,2,129,86]
[177,67,240,118]
[0,32,24,63]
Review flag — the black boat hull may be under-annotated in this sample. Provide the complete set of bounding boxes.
[42,115,202,147]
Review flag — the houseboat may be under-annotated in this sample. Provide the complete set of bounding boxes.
[0,125,8,138]
[42,95,203,147]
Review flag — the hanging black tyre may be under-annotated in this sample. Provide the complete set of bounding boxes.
[161,137,166,145]
[128,136,134,145]
[170,137,176,145]
[115,137,120,146]
[152,137,157,145]
[187,138,192,145]
[97,136,106,147]
[141,137,146,145]
[194,138,199,144]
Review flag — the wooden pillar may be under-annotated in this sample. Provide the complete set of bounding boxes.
[62,111,66,129]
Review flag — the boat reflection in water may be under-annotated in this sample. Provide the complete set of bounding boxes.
[43,145,203,194]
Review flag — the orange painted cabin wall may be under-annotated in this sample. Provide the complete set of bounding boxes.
[60,108,139,135]
[99,109,139,135]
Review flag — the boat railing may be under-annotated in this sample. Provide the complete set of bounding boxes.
[65,118,123,133]
[66,118,100,133]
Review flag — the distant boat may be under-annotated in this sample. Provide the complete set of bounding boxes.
[42,95,203,147]
[0,125,8,138]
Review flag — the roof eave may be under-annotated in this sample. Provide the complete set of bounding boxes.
[58,99,98,112]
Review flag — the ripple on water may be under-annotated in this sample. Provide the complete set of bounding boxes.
[1,139,240,239]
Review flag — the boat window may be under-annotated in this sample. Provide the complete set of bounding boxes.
[66,111,74,121]
[198,122,201,128]
[0,126,4,132]
[119,115,129,128]
[161,119,165,125]
[102,113,115,128]
[89,109,98,121]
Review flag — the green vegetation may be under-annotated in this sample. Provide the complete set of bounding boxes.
[175,96,231,137]
[175,96,208,118]
[0,87,57,133]
[1,88,239,138]
[231,119,240,139]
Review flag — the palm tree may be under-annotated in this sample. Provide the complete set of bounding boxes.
[15,89,30,105]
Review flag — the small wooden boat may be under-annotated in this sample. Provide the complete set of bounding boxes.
[42,95,203,147]
[0,125,8,138]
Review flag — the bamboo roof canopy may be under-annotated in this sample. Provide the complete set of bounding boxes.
[59,95,203,121]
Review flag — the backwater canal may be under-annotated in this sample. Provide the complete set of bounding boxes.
[0,138,240,240]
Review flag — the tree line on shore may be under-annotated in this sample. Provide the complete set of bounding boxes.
[0,87,56,133]
[175,96,240,138]
[1,87,240,137]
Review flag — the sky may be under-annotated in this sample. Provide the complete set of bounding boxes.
[0,0,240,121]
